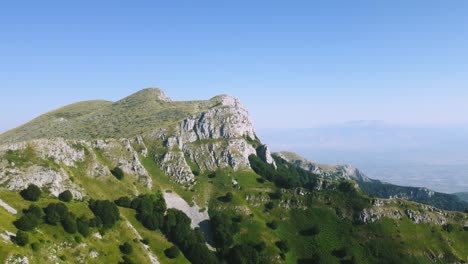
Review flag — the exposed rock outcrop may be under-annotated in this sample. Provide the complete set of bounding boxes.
[157,95,260,182]
[256,144,277,168]
[275,151,370,181]
[355,198,458,226]
[0,137,155,197]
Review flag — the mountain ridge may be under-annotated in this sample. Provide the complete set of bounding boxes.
[0,88,467,264]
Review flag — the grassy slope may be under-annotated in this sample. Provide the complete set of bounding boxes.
[1,140,467,263]
[0,89,219,144]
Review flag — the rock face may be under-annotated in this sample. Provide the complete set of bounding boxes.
[256,144,277,169]
[275,151,370,181]
[158,95,260,183]
[355,198,460,226]
[0,90,271,189]
[0,137,154,198]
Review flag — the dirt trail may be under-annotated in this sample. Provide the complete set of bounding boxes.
[124,220,160,264]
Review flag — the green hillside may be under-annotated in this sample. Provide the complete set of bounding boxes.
[454,192,468,203]
[0,88,218,143]
[1,144,467,263]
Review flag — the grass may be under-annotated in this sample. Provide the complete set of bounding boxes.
[0,88,223,143]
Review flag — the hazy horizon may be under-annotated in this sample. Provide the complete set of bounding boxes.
[258,122,468,194]
[1,1,468,132]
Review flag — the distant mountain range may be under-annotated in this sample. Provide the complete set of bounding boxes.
[258,122,468,193]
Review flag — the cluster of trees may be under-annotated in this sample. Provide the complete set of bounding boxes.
[248,154,319,190]
[12,199,95,246]
[88,199,120,231]
[14,204,44,231]
[210,211,236,254]
[114,192,218,264]
[209,209,269,264]
[40,202,91,236]
[131,193,166,231]
[163,208,218,264]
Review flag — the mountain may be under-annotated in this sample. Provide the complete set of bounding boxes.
[277,151,468,211]
[1,88,467,264]
[454,192,468,202]
[258,124,468,194]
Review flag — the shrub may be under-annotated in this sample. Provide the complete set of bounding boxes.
[58,190,73,202]
[253,241,266,252]
[443,223,454,233]
[13,230,29,246]
[265,201,275,210]
[61,212,77,234]
[14,213,41,231]
[111,167,124,180]
[77,216,91,237]
[140,213,162,230]
[44,203,69,225]
[338,181,355,193]
[31,242,40,251]
[210,212,235,253]
[164,245,181,259]
[269,190,282,200]
[119,256,135,264]
[119,242,133,255]
[267,220,278,230]
[299,226,320,236]
[89,200,120,230]
[276,240,289,253]
[24,204,44,219]
[228,244,259,264]
[115,196,132,208]
[225,192,234,202]
[20,184,41,201]
[332,248,348,258]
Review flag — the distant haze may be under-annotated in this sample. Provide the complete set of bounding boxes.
[258,121,468,194]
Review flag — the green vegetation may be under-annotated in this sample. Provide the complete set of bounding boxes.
[58,190,73,202]
[20,184,41,202]
[13,230,29,246]
[111,167,125,180]
[0,89,220,143]
[359,180,468,211]
[88,199,120,230]
[249,154,319,189]
[454,191,468,202]
[119,242,133,255]
[132,193,166,231]
[164,246,180,259]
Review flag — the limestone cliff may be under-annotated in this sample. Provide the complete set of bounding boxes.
[0,89,276,191]
[275,151,370,181]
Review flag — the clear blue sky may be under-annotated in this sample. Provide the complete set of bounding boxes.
[1,0,467,132]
